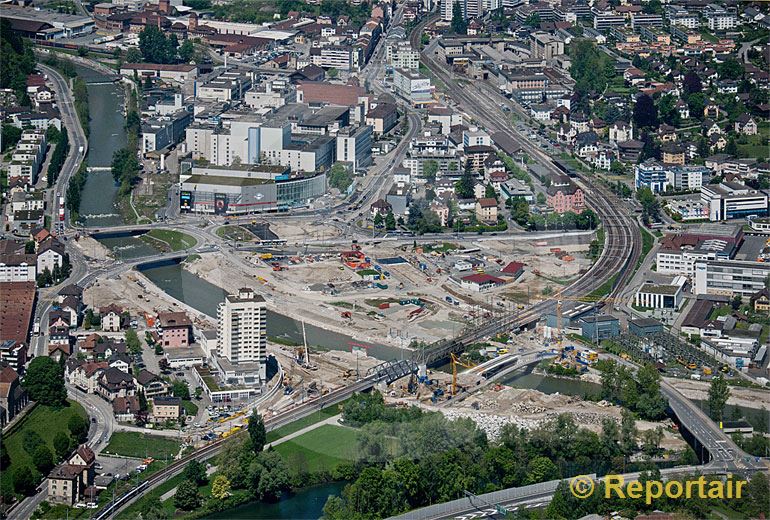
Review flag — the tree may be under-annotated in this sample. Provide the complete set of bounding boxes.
[182,460,207,486]
[13,466,36,495]
[725,137,739,157]
[510,198,530,227]
[484,183,497,200]
[373,212,384,228]
[718,58,743,81]
[643,0,662,14]
[730,294,742,310]
[68,414,89,444]
[385,212,396,231]
[708,375,730,421]
[568,39,614,99]
[125,328,142,356]
[178,39,195,63]
[139,25,177,64]
[525,12,541,27]
[172,380,190,400]
[174,479,201,510]
[688,93,707,121]
[23,357,67,407]
[253,451,290,501]
[2,124,22,152]
[633,94,659,129]
[641,426,663,456]
[450,1,467,34]
[32,445,54,473]
[53,431,71,460]
[328,163,353,192]
[683,71,702,96]
[619,409,637,456]
[327,67,339,79]
[125,47,143,63]
[211,474,231,500]
[23,430,44,455]
[139,500,171,520]
[248,413,266,454]
[524,456,559,484]
[423,160,438,184]
[454,169,475,199]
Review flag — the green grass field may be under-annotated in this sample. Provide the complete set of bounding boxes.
[266,400,349,443]
[215,225,255,243]
[274,425,358,473]
[102,432,180,460]
[141,229,197,251]
[1,401,87,496]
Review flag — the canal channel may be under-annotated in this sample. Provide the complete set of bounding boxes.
[73,63,126,227]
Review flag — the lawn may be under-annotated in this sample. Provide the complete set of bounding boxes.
[182,400,198,417]
[102,432,180,460]
[141,229,197,251]
[215,225,255,243]
[266,400,349,443]
[1,401,87,497]
[274,425,358,474]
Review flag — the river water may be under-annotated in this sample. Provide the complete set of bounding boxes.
[206,481,347,520]
[74,64,126,227]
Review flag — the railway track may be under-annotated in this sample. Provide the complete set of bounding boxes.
[410,16,642,364]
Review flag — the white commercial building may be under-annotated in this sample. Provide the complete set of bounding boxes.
[393,68,435,107]
[694,260,770,298]
[336,125,373,170]
[700,182,768,221]
[634,276,687,309]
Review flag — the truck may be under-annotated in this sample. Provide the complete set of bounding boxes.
[58,196,65,222]
[78,146,84,154]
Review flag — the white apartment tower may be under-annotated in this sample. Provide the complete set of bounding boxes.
[217,288,267,380]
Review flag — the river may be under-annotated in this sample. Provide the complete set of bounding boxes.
[206,481,347,520]
[74,63,126,227]
[129,259,406,361]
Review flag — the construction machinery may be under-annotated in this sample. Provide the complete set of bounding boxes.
[450,353,476,396]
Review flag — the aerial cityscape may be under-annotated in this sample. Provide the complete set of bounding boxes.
[0,0,768,517]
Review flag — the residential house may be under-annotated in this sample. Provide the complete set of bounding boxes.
[151,396,182,423]
[113,395,140,422]
[735,114,758,136]
[46,445,95,506]
[475,198,498,224]
[97,367,135,400]
[158,312,192,349]
[0,364,28,427]
[750,288,770,312]
[134,369,169,398]
[100,304,124,332]
[37,238,65,275]
[69,362,108,393]
[546,183,585,214]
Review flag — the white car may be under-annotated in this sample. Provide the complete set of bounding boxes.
[86,503,98,509]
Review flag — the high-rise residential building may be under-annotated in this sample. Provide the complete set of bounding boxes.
[217,288,267,381]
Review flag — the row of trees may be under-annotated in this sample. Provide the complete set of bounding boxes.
[46,127,70,187]
[72,77,90,138]
[324,391,679,518]
[65,161,88,221]
[111,147,141,198]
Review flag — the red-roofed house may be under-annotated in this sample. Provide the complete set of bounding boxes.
[500,262,525,279]
[460,273,505,292]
